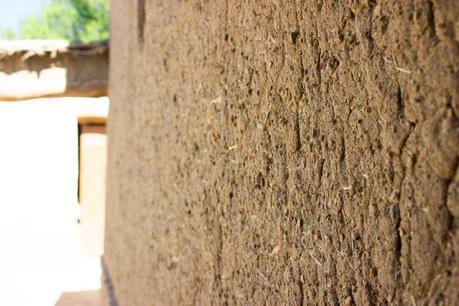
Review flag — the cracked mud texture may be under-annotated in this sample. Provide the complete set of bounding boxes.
[105,1,459,305]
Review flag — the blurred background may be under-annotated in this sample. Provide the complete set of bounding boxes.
[0,0,108,42]
[0,1,110,305]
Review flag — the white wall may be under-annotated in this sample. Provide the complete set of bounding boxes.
[0,97,108,306]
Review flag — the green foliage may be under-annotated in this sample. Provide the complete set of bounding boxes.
[67,0,109,42]
[0,28,16,40]
[1,0,109,42]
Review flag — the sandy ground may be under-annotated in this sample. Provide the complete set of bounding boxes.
[0,98,108,306]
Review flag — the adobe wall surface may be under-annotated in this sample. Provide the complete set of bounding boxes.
[105,1,459,305]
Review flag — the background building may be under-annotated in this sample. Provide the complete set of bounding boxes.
[0,40,108,306]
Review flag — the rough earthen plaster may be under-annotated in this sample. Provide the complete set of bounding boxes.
[105,1,459,305]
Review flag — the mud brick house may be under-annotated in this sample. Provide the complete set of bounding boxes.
[0,40,108,306]
[0,40,109,253]
[104,1,459,305]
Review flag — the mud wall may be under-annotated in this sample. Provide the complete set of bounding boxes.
[105,1,459,305]
[0,41,108,100]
